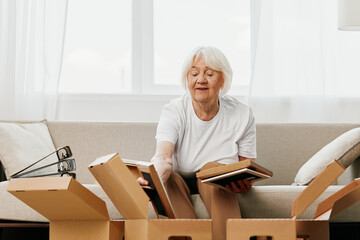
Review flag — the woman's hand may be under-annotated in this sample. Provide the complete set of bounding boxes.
[225,179,252,193]
[137,177,149,186]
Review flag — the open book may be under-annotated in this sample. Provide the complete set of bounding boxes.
[122,159,175,219]
[196,159,273,191]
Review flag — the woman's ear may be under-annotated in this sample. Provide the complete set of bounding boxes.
[221,72,225,87]
[219,73,225,95]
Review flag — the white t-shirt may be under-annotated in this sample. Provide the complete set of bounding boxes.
[156,93,257,177]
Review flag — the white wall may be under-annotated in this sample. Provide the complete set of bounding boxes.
[57,94,177,122]
[250,97,360,123]
[57,94,360,123]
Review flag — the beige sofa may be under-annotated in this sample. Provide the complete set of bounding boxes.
[1,122,360,223]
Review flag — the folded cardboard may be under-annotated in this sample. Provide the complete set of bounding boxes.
[228,160,360,240]
[88,153,212,240]
[7,177,124,240]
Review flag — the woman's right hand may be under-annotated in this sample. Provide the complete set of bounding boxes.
[137,177,149,186]
[225,179,252,193]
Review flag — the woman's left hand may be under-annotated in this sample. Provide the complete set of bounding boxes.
[225,179,252,193]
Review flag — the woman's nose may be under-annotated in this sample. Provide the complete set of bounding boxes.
[196,74,207,84]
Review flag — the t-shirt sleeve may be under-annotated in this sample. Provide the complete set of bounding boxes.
[156,103,180,144]
[237,108,257,159]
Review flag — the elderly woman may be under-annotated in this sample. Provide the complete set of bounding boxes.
[139,46,256,240]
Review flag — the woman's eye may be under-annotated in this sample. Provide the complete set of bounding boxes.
[192,73,198,76]
[207,74,213,77]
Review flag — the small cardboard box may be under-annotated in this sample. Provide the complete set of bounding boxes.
[227,160,360,240]
[7,176,124,240]
[88,153,212,240]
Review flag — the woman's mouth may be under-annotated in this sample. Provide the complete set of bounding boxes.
[196,88,208,91]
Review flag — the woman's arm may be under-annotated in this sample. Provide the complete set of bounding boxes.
[137,141,175,186]
[238,156,255,162]
[151,141,175,183]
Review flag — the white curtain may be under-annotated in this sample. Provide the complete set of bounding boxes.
[0,0,68,121]
[250,0,360,123]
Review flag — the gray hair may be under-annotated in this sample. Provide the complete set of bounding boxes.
[181,46,233,96]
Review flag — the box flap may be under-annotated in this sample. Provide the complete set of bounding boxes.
[291,161,345,218]
[89,153,149,219]
[314,178,360,220]
[7,177,109,221]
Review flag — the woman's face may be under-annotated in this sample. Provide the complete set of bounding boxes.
[187,57,224,105]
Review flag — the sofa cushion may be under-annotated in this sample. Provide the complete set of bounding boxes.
[293,128,360,186]
[0,121,58,178]
[3,182,360,222]
[0,181,47,222]
[235,185,360,221]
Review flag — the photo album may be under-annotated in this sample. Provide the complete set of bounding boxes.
[196,159,273,191]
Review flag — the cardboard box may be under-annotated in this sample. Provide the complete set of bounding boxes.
[227,160,360,240]
[7,176,124,240]
[296,178,360,240]
[88,153,212,240]
[122,158,176,218]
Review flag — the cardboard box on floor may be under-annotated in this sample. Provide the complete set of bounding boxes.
[88,153,212,240]
[227,160,360,240]
[7,177,124,240]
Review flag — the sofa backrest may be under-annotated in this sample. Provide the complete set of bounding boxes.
[255,123,360,186]
[47,122,157,184]
[47,122,360,185]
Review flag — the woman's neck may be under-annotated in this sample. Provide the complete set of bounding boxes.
[192,98,220,121]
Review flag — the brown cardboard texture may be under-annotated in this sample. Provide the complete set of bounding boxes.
[7,177,124,240]
[89,153,212,240]
[227,219,297,240]
[314,178,360,220]
[122,158,176,218]
[296,178,360,240]
[125,219,212,240]
[228,161,348,240]
[88,153,149,219]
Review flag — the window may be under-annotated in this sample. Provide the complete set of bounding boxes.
[59,0,251,95]
[59,0,132,94]
[153,0,251,95]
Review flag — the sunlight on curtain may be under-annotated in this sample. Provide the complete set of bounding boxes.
[250,0,360,123]
[0,0,67,120]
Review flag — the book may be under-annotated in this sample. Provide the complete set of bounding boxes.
[122,159,176,219]
[196,159,273,191]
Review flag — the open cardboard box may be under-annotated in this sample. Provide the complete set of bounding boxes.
[88,153,212,240]
[227,160,360,240]
[297,178,360,240]
[7,176,124,240]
